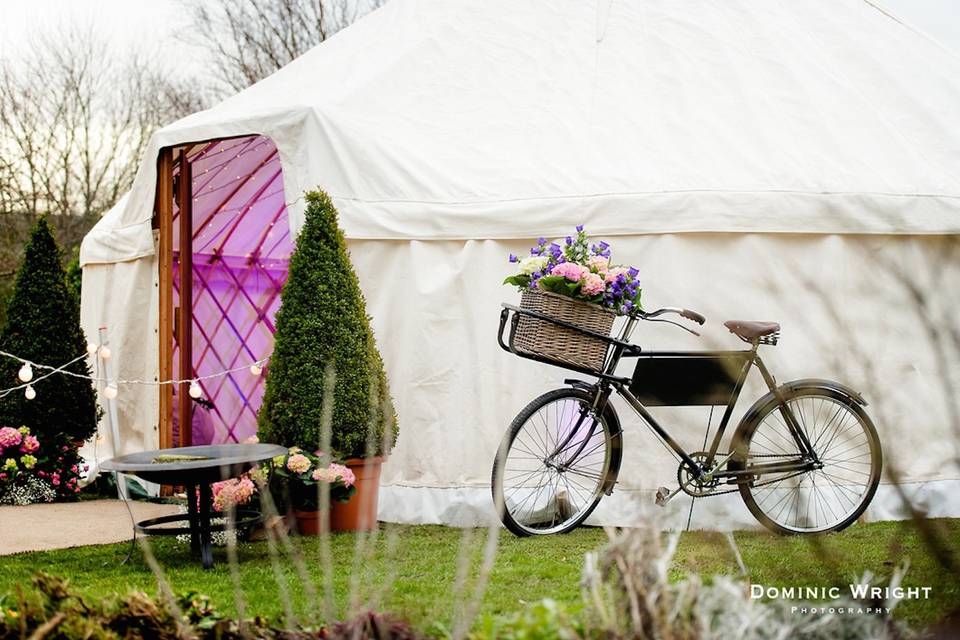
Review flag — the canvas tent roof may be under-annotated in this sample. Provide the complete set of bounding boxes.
[81,0,960,266]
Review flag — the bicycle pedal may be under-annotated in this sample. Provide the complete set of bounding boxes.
[655,486,678,507]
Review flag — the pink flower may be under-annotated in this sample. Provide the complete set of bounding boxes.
[551,262,585,282]
[286,453,311,474]
[605,266,629,283]
[38,470,47,478]
[587,255,610,274]
[243,435,259,444]
[0,427,22,449]
[70,465,78,473]
[0,473,6,480]
[212,476,256,512]
[328,463,356,488]
[20,435,39,453]
[52,477,60,486]
[581,273,605,296]
[311,467,337,483]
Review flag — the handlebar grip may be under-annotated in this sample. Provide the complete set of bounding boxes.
[680,309,706,325]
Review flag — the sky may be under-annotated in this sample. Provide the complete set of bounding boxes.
[0,1,957,81]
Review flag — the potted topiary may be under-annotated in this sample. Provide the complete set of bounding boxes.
[258,191,397,532]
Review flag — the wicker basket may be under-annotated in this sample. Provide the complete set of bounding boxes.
[514,289,616,371]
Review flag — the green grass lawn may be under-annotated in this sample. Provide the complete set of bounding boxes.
[0,519,957,632]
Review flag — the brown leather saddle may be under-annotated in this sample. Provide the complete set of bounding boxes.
[724,320,780,343]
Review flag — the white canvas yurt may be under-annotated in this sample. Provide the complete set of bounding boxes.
[80,0,960,529]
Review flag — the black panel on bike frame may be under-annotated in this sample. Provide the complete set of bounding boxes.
[629,354,750,406]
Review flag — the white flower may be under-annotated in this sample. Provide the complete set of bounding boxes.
[518,256,549,275]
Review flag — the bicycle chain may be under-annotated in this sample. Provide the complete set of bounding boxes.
[682,453,813,498]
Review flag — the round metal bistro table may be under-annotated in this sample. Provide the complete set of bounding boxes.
[101,443,286,570]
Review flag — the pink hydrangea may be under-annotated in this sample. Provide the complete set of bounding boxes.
[212,476,256,512]
[587,255,610,274]
[551,262,585,282]
[311,467,338,483]
[581,273,606,296]
[328,463,356,488]
[286,453,311,474]
[19,435,39,454]
[0,427,22,450]
[605,266,630,283]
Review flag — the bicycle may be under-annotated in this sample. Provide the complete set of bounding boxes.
[493,301,882,536]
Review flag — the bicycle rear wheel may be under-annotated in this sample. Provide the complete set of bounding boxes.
[734,386,882,534]
[492,388,621,536]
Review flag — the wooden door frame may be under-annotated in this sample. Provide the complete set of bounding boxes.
[155,146,194,450]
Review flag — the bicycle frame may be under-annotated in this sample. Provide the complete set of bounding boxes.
[497,305,820,482]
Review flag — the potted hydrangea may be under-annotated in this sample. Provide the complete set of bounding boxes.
[273,448,357,535]
[503,226,642,371]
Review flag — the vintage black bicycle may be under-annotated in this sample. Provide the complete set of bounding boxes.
[493,298,882,536]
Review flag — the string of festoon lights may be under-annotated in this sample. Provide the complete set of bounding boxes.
[0,343,268,402]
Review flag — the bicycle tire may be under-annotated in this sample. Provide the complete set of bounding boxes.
[731,385,882,534]
[491,387,622,536]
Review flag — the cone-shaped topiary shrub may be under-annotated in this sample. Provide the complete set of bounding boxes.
[0,218,98,498]
[258,191,397,458]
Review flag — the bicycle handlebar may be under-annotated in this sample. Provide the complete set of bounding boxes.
[638,307,706,326]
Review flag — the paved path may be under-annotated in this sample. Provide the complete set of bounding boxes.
[0,499,181,555]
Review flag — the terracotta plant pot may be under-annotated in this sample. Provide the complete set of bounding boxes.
[330,457,384,532]
[293,508,329,536]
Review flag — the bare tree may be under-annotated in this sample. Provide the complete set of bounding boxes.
[182,0,384,96]
[0,26,206,311]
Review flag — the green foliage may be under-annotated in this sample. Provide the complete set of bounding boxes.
[0,572,424,639]
[64,251,82,303]
[471,599,585,640]
[0,219,97,485]
[258,191,397,458]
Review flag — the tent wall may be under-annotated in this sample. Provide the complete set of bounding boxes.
[78,257,160,476]
[345,233,960,528]
[79,226,960,527]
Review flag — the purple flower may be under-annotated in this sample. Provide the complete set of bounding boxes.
[565,236,573,245]
[576,225,584,232]
[599,241,609,250]
[509,254,518,263]
[622,301,634,312]
[537,237,546,245]
[530,247,540,255]
[628,267,639,277]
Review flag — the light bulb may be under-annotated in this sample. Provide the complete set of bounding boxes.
[188,380,203,399]
[24,385,35,400]
[86,342,98,355]
[99,346,112,360]
[104,384,118,399]
[249,363,263,376]
[17,364,33,382]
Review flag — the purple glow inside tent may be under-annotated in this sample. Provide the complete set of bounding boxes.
[171,135,293,445]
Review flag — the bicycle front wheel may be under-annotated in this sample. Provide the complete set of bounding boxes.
[492,388,621,536]
[735,386,882,534]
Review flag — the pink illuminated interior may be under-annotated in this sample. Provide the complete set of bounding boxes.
[172,135,293,445]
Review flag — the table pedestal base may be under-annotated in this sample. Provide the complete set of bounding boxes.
[134,484,261,569]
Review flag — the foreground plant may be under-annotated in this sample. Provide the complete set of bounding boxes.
[473,524,913,640]
[0,573,424,640]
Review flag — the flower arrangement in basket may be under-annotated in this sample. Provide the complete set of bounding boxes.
[503,226,642,371]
